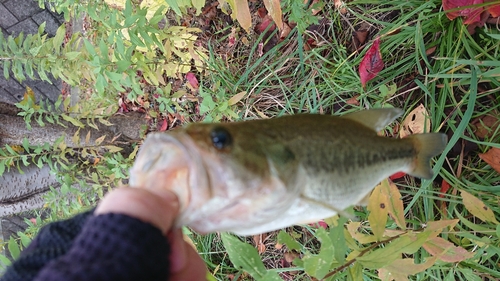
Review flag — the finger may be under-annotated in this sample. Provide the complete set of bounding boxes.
[168,229,208,280]
[95,187,179,235]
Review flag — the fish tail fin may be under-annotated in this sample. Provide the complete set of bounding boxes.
[405,133,448,179]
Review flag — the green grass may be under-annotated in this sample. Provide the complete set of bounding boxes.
[1,0,499,279]
[191,0,500,280]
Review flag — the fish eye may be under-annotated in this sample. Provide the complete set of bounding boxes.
[210,127,232,149]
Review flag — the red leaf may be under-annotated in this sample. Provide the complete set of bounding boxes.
[439,179,451,198]
[359,37,384,88]
[309,220,328,229]
[186,72,199,90]
[159,118,168,131]
[487,0,500,17]
[389,171,406,180]
[442,0,484,25]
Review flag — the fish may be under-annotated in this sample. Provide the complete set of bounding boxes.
[129,108,447,236]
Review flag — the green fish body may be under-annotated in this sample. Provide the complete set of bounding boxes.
[130,108,447,235]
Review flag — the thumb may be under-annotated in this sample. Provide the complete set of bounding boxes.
[95,187,180,235]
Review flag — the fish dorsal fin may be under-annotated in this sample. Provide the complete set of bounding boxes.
[341,108,403,132]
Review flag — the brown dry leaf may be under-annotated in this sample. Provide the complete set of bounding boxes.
[472,112,500,139]
[378,257,437,281]
[275,242,283,250]
[346,95,360,105]
[368,183,389,241]
[422,237,474,262]
[460,190,500,223]
[228,91,247,105]
[399,104,431,138]
[380,179,406,230]
[479,147,500,174]
[253,234,266,254]
[284,251,299,263]
[280,22,292,40]
[334,0,347,14]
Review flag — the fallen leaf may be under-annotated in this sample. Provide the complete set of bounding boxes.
[439,179,452,198]
[352,29,369,52]
[460,190,500,223]
[442,0,484,25]
[228,91,247,105]
[284,251,299,263]
[186,72,199,90]
[422,237,474,262]
[399,104,431,138]
[334,0,347,14]
[346,94,360,105]
[233,0,252,32]
[253,234,266,254]
[280,22,292,40]
[487,0,500,17]
[159,118,168,131]
[368,183,389,240]
[263,0,283,30]
[359,37,384,88]
[472,111,500,139]
[478,147,500,174]
[389,171,406,180]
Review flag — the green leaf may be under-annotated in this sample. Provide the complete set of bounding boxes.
[95,74,106,94]
[53,25,66,49]
[0,161,5,176]
[329,216,348,263]
[191,0,205,15]
[0,254,12,267]
[8,237,20,259]
[357,231,431,269]
[221,233,268,279]
[3,60,10,79]
[165,0,182,15]
[65,51,81,60]
[302,228,335,279]
[116,60,131,72]
[61,114,85,128]
[18,232,32,248]
[277,230,301,251]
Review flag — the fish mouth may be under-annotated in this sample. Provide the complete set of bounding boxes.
[129,132,208,227]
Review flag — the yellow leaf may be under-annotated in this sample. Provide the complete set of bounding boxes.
[346,221,377,244]
[227,0,251,32]
[399,104,430,138]
[368,184,388,241]
[378,257,437,281]
[422,237,474,262]
[461,190,499,223]
[95,135,106,146]
[228,91,247,106]
[19,86,40,110]
[425,219,459,238]
[61,114,85,128]
[263,0,283,30]
[104,145,123,153]
[381,179,406,230]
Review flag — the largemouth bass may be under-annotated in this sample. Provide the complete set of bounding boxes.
[130,108,447,235]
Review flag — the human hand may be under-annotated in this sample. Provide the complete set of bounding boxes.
[95,187,207,280]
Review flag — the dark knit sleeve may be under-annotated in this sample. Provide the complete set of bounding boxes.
[1,211,171,281]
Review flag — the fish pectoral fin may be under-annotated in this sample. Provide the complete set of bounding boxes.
[299,194,356,220]
[342,108,403,132]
